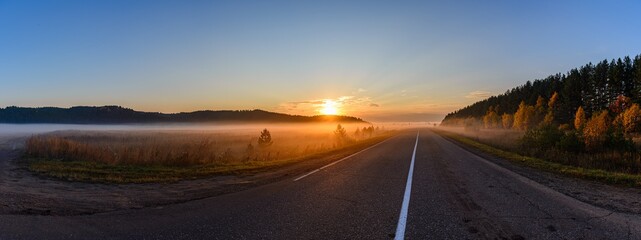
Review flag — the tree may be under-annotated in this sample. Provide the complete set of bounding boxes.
[583,111,609,150]
[513,101,535,130]
[534,96,547,125]
[622,104,641,134]
[501,113,513,129]
[574,106,586,130]
[548,92,559,109]
[608,95,632,114]
[246,143,255,155]
[483,106,500,128]
[334,124,349,146]
[354,128,362,139]
[258,128,273,148]
[543,111,554,126]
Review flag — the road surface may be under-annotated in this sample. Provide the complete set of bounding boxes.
[1,129,639,239]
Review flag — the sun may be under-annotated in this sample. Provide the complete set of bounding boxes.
[320,100,340,115]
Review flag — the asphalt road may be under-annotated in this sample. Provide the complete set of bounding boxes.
[1,129,640,239]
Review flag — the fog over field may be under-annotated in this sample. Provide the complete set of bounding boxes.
[0,122,396,150]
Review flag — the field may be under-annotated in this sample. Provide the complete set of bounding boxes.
[24,123,391,183]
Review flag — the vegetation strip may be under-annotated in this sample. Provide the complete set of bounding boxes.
[434,129,641,187]
[27,134,394,184]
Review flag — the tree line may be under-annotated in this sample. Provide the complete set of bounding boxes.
[443,54,641,125]
[0,106,366,124]
[441,54,641,173]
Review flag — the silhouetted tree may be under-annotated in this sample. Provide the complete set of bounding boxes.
[334,124,349,146]
[258,128,273,148]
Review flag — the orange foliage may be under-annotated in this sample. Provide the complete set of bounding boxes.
[621,104,641,134]
[583,111,609,150]
[574,106,586,130]
[483,106,501,128]
[501,113,513,129]
[513,101,535,130]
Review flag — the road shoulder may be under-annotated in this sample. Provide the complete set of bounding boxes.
[433,129,641,215]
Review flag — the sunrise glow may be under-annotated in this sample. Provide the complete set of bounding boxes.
[319,100,340,115]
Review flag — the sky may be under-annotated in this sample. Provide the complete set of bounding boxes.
[1,1,641,122]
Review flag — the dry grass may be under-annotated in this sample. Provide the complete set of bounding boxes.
[24,125,391,183]
[435,128,641,187]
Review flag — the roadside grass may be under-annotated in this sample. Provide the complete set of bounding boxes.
[434,129,641,187]
[27,135,392,184]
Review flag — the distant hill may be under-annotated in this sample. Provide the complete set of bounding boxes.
[0,106,367,124]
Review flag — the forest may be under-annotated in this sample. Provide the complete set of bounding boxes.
[441,54,641,174]
[443,54,641,124]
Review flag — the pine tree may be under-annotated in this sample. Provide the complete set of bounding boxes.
[258,128,273,148]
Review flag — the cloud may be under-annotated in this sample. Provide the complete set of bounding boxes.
[465,91,493,99]
[369,103,379,107]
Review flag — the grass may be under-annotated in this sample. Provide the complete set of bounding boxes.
[26,133,392,184]
[434,129,641,187]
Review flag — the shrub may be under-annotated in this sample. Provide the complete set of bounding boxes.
[556,131,584,153]
[521,124,563,150]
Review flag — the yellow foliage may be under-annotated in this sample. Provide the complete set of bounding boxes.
[574,106,586,130]
[548,92,558,109]
[543,111,554,125]
[501,113,513,129]
[583,111,609,150]
[483,108,501,128]
[622,104,641,134]
[535,96,546,111]
[513,101,535,130]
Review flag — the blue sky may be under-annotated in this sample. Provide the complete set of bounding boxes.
[1,0,640,121]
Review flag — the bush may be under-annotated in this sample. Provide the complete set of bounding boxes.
[606,128,635,152]
[521,124,563,149]
[556,131,584,153]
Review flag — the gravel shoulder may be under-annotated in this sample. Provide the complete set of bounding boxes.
[438,132,641,215]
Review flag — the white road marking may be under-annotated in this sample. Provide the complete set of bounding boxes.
[395,131,419,240]
[293,136,396,182]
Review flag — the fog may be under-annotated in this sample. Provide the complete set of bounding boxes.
[0,121,435,135]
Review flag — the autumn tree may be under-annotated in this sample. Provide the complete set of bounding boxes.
[533,96,547,125]
[574,107,586,130]
[608,95,632,114]
[548,92,559,109]
[513,101,535,130]
[543,111,554,126]
[542,92,558,125]
[621,104,641,134]
[483,106,500,128]
[501,113,513,129]
[258,128,273,148]
[583,111,609,150]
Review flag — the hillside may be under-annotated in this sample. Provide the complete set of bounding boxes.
[0,106,366,124]
[442,54,641,125]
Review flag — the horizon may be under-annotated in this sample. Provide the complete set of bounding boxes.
[2,1,641,122]
[0,105,403,123]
